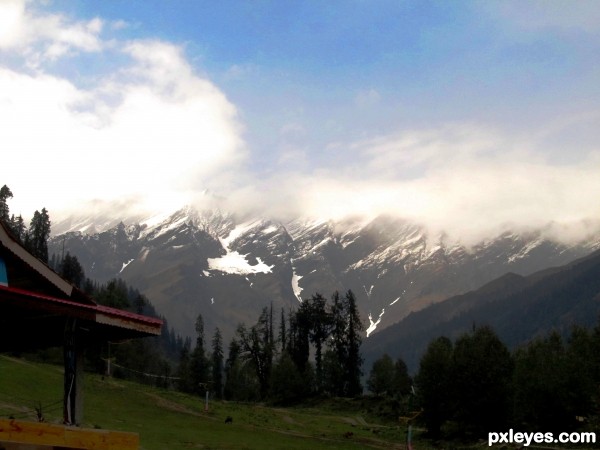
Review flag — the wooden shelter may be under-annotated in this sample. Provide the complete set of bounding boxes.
[0,221,163,449]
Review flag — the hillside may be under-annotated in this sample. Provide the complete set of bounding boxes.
[363,249,600,373]
[0,355,411,450]
[49,208,600,345]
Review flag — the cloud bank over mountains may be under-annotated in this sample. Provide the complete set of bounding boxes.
[1,0,600,244]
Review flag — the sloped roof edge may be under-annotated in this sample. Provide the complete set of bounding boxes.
[0,284,162,336]
[0,221,73,297]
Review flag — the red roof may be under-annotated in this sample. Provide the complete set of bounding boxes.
[0,220,162,350]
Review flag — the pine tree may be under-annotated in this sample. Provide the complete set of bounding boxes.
[223,338,260,401]
[278,308,287,352]
[451,326,513,437]
[392,358,411,398]
[190,314,209,395]
[0,185,13,223]
[322,290,364,397]
[211,328,224,399]
[416,336,454,438]
[11,214,26,242]
[236,307,275,399]
[95,279,130,309]
[28,208,51,263]
[223,338,240,400]
[324,291,346,396]
[344,290,364,396]
[306,293,331,392]
[59,252,85,288]
[176,337,194,393]
[513,331,578,432]
[291,301,311,373]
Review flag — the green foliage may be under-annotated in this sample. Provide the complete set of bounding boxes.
[325,290,364,397]
[176,337,194,393]
[416,321,600,442]
[95,278,130,309]
[367,353,410,398]
[0,184,13,223]
[305,293,331,391]
[189,314,210,395]
[222,291,364,402]
[344,290,364,396]
[513,328,599,433]
[321,349,345,396]
[451,325,513,436]
[236,307,274,399]
[269,352,309,404]
[223,337,261,401]
[367,353,395,396]
[211,328,224,399]
[59,252,85,288]
[416,336,454,438]
[392,358,411,397]
[416,327,514,439]
[27,208,51,263]
[80,277,185,388]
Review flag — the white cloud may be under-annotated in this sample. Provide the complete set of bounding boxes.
[2,1,599,246]
[0,0,103,66]
[0,0,25,49]
[1,2,245,221]
[240,123,600,243]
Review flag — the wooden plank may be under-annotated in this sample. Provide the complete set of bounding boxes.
[0,420,64,446]
[0,419,139,449]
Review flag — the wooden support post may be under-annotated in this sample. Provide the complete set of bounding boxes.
[63,318,84,426]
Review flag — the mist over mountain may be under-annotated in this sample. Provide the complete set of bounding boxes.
[48,206,600,347]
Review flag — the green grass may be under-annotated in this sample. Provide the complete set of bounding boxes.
[0,355,414,450]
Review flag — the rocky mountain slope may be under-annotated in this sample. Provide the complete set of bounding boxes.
[362,248,600,373]
[49,207,600,344]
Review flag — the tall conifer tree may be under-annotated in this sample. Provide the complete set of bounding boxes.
[28,208,51,263]
[211,328,224,399]
[0,185,13,223]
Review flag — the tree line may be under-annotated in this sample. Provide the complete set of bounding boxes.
[176,291,365,404]
[410,323,600,441]
[1,185,51,263]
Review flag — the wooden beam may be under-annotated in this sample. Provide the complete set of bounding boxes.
[63,319,84,426]
[0,419,139,449]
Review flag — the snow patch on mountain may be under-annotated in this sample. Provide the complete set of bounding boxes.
[367,308,385,337]
[292,268,303,302]
[119,259,134,273]
[507,237,544,263]
[389,296,401,306]
[208,251,274,275]
[208,220,275,275]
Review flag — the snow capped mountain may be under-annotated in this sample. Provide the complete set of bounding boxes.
[49,207,600,344]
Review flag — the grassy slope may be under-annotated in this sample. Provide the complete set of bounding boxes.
[0,355,409,450]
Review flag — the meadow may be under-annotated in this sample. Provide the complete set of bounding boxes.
[0,355,413,450]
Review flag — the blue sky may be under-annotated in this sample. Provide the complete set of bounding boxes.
[1,0,600,241]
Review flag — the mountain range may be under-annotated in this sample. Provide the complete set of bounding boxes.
[363,247,600,373]
[49,207,600,349]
